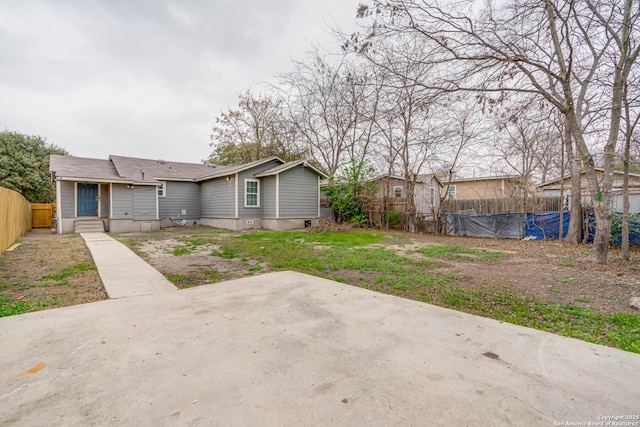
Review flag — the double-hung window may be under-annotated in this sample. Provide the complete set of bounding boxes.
[157,181,166,197]
[245,179,260,207]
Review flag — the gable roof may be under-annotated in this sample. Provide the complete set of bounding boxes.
[50,154,316,184]
[254,160,328,179]
[197,156,286,180]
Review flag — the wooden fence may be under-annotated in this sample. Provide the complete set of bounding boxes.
[0,186,32,255]
[440,196,562,214]
[31,203,55,229]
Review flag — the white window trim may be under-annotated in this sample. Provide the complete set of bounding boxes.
[157,181,167,198]
[56,180,62,234]
[244,178,260,208]
[393,185,403,198]
[447,185,457,199]
[276,174,280,218]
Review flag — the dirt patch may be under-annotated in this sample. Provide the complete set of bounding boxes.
[0,230,106,315]
[118,229,265,287]
[122,226,640,315]
[398,233,640,315]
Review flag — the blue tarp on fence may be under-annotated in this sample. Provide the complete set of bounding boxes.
[524,212,571,240]
[445,211,640,246]
[445,213,524,239]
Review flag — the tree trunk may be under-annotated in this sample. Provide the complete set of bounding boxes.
[621,86,631,260]
[584,0,636,263]
[564,127,582,244]
[405,176,417,233]
[564,111,610,263]
[621,139,630,260]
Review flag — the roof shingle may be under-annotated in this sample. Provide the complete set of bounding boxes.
[49,155,125,182]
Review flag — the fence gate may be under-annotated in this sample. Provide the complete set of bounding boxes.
[31,203,55,229]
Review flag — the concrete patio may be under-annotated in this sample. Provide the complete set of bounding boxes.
[1,271,638,426]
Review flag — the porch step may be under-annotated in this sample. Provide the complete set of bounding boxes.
[74,219,105,233]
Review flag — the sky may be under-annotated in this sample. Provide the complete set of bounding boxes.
[0,0,362,163]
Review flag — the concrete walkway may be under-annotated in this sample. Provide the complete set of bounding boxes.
[0,271,638,426]
[81,233,176,298]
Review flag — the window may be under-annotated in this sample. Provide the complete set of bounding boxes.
[245,179,260,207]
[446,185,456,199]
[430,187,436,206]
[394,186,403,198]
[158,181,166,197]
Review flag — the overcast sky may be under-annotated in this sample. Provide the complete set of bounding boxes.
[1,0,362,163]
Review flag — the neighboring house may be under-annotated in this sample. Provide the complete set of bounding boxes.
[442,175,524,200]
[370,174,443,215]
[538,168,640,213]
[49,154,327,234]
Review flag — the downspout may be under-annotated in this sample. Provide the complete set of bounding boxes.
[109,183,113,219]
[317,175,320,218]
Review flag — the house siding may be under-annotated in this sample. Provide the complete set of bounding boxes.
[374,177,407,199]
[279,165,319,218]
[262,176,277,218]
[446,178,520,200]
[111,184,133,219]
[133,186,157,220]
[415,177,440,214]
[60,181,75,217]
[201,178,235,217]
[159,181,201,219]
[237,160,281,217]
[100,184,109,219]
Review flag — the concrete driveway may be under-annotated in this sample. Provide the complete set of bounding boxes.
[1,271,639,426]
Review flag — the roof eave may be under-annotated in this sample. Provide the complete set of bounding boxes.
[198,156,287,181]
[56,176,133,184]
[153,177,198,182]
[255,160,328,179]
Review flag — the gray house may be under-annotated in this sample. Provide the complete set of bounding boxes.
[49,154,327,234]
[370,174,443,217]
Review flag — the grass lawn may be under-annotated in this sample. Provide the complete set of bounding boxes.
[122,227,640,354]
[0,232,105,317]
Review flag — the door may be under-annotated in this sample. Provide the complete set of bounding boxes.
[77,183,98,216]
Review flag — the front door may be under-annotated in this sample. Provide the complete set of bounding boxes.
[77,183,98,216]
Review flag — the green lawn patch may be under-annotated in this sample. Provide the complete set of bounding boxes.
[416,245,504,260]
[39,262,96,281]
[0,294,30,317]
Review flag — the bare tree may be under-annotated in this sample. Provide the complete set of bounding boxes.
[277,51,382,177]
[434,99,486,232]
[492,102,556,212]
[363,35,458,231]
[352,0,640,263]
[209,90,302,165]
